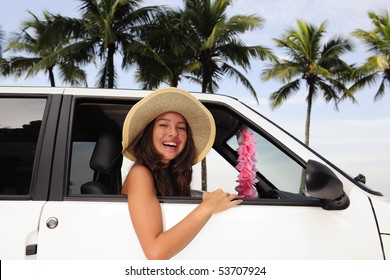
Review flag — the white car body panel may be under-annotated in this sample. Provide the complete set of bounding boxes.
[168,190,382,259]
[0,201,45,259]
[381,235,390,260]
[36,187,382,259]
[370,196,390,234]
[37,201,143,259]
[370,196,390,259]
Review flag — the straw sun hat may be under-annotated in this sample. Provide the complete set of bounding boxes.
[122,87,216,165]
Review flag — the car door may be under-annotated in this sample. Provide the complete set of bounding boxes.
[36,91,384,259]
[0,91,61,259]
[36,177,383,259]
[36,93,145,259]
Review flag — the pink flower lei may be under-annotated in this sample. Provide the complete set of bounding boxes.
[235,128,259,198]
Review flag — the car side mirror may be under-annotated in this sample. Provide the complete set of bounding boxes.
[305,160,350,210]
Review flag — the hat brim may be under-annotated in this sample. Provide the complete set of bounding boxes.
[122,87,216,165]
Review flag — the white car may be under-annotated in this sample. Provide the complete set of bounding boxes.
[0,86,389,259]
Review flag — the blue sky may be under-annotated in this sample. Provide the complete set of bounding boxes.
[1,0,389,196]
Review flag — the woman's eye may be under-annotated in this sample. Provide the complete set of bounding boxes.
[178,126,186,131]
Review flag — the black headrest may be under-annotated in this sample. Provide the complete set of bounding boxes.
[89,133,123,174]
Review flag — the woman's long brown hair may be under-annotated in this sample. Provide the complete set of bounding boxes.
[132,118,197,196]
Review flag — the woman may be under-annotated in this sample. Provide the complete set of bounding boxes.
[121,87,242,260]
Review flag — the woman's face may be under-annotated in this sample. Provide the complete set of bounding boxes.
[152,112,187,163]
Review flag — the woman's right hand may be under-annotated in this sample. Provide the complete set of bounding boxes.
[201,188,242,215]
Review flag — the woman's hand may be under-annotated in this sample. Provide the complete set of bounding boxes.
[201,188,242,215]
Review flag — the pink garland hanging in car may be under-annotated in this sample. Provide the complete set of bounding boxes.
[235,128,259,198]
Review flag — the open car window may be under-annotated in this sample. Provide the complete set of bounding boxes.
[68,99,131,196]
[67,98,312,204]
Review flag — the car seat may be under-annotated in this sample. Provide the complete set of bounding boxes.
[80,132,123,194]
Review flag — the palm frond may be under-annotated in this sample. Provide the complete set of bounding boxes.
[374,79,387,101]
[58,62,88,86]
[270,79,301,109]
[221,63,258,104]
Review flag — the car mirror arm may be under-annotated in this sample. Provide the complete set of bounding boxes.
[320,191,350,210]
[305,160,350,210]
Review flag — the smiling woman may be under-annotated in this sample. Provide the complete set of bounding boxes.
[121,87,242,259]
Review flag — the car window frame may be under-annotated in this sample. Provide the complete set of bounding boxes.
[49,94,139,201]
[49,95,323,208]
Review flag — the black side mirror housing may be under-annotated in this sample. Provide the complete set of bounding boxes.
[305,160,350,210]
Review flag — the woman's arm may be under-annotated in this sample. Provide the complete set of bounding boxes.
[124,164,242,260]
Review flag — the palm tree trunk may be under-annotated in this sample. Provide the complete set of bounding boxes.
[305,91,313,146]
[201,70,210,191]
[107,44,115,89]
[201,157,208,191]
[170,76,179,87]
[300,90,313,194]
[48,67,56,87]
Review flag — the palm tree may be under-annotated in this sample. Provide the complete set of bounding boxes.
[261,20,355,146]
[5,11,89,87]
[64,0,161,88]
[351,10,390,101]
[183,0,275,101]
[133,8,198,89]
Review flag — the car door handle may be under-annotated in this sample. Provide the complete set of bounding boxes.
[26,244,37,256]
